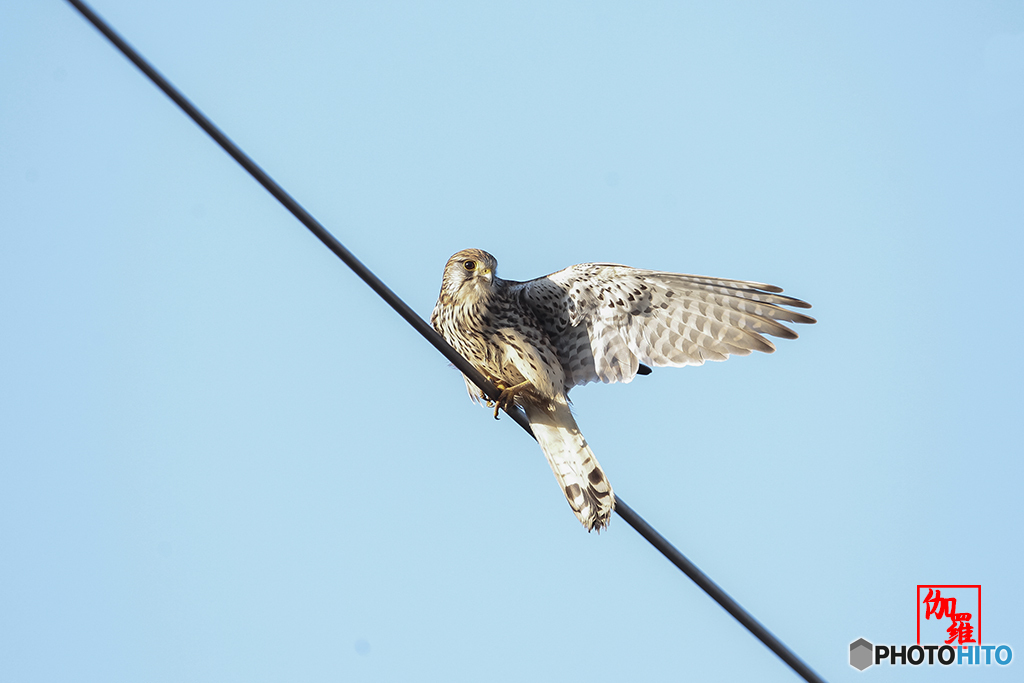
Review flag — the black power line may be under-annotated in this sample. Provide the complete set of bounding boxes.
[64,2,827,682]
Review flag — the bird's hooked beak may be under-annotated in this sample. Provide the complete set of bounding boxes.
[479,267,493,283]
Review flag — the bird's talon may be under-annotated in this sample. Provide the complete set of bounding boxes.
[489,380,530,419]
[491,384,507,419]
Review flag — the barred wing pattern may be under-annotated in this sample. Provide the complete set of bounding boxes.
[510,264,816,388]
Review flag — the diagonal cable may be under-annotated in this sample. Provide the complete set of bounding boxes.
[64,2,827,681]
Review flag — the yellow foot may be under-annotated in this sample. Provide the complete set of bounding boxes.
[490,380,531,419]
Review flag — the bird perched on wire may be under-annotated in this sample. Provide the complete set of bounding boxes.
[431,248,815,532]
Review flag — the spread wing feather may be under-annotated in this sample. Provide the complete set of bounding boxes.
[509,264,815,388]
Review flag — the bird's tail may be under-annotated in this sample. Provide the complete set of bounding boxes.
[523,399,614,531]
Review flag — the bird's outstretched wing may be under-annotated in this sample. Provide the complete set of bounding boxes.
[509,264,816,387]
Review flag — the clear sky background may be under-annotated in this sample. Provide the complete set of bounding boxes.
[2,2,1022,681]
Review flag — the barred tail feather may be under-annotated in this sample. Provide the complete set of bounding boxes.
[523,400,614,531]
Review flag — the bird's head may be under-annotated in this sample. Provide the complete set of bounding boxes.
[439,248,498,304]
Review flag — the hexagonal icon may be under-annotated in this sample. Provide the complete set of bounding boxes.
[849,638,873,671]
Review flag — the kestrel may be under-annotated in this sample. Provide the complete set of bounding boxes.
[432,249,815,531]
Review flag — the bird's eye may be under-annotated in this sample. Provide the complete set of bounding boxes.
[463,260,477,271]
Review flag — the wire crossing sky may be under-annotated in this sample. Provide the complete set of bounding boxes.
[63,2,826,680]
[2,2,1021,682]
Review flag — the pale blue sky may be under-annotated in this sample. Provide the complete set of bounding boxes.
[2,2,1022,681]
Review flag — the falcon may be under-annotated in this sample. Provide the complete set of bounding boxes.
[431,248,815,531]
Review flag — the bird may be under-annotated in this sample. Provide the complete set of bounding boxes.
[431,248,815,531]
